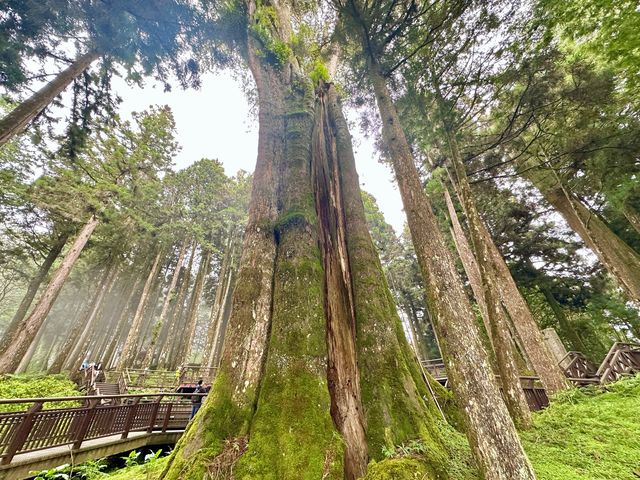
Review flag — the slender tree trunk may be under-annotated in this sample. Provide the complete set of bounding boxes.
[203,237,237,367]
[63,263,118,370]
[47,270,105,373]
[0,232,69,352]
[180,249,211,364]
[15,325,46,373]
[367,61,535,478]
[445,141,532,428]
[102,275,144,369]
[445,189,492,343]
[0,50,100,147]
[202,231,235,366]
[117,250,162,370]
[160,243,196,368]
[0,215,99,373]
[142,239,188,369]
[525,163,640,302]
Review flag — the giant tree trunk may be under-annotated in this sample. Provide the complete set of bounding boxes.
[0,51,100,147]
[541,287,586,353]
[0,232,69,353]
[623,202,640,236]
[117,250,162,370]
[0,215,99,373]
[368,61,536,479]
[163,14,464,480]
[525,163,640,302]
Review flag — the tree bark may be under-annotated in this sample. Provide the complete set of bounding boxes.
[525,163,640,302]
[368,61,536,479]
[0,232,69,353]
[0,50,100,147]
[623,202,640,236]
[0,215,99,373]
[117,250,163,370]
[444,137,532,428]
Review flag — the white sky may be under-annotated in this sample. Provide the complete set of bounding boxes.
[113,72,407,233]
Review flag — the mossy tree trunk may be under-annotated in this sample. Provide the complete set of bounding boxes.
[0,214,99,373]
[367,59,536,479]
[444,133,532,428]
[162,4,462,479]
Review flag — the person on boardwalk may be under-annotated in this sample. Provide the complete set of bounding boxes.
[190,379,206,419]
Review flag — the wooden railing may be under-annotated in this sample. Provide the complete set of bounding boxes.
[107,366,217,391]
[420,359,447,380]
[0,393,204,465]
[596,342,640,384]
[558,351,598,384]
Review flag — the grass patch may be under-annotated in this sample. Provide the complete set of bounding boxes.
[523,375,640,479]
[0,373,81,412]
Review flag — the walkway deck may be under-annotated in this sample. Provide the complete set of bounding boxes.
[0,430,183,480]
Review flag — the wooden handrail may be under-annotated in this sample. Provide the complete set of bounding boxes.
[0,392,205,406]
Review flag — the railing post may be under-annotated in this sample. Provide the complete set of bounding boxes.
[147,395,163,433]
[1,401,43,465]
[72,398,99,450]
[121,397,141,439]
[161,403,173,433]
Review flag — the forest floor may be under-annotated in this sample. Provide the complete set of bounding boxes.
[0,373,81,412]
[2,374,637,479]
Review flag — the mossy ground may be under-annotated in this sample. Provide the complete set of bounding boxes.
[0,373,81,412]
[522,375,640,479]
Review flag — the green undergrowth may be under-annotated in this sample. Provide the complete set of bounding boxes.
[523,374,640,479]
[0,373,81,412]
[100,456,169,480]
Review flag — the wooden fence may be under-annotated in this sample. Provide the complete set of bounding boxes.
[0,393,203,465]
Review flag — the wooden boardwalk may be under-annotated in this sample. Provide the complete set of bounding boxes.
[0,393,201,480]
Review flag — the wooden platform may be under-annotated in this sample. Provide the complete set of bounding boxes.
[0,430,183,480]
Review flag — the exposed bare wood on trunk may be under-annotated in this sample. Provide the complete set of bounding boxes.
[142,239,188,369]
[0,51,100,146]
[313,85,367,479]
[0,233,69,353]
[368,62,536,478]
[117,250,163,370]
[181,249,212,365]
[0,215,99,373]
